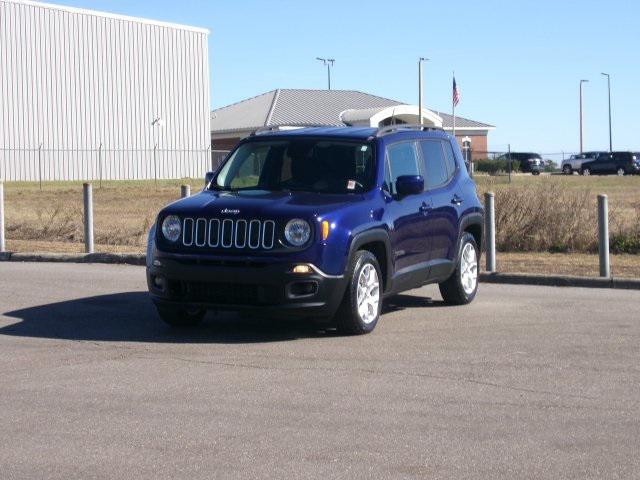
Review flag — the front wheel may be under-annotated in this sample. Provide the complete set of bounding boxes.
[617,168,625,176]
[156,305,206,327]
[439,233,479,305]
[334,250,382,335]
[562,165,572,175]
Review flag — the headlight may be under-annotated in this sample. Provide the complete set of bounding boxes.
[284,219,311,247]
[161,215,181,242]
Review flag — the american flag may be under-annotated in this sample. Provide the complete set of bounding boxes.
[452,76,460,107]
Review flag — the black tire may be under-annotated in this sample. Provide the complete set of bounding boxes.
[439,233,479,305]
[334,250,382,335]
[532,170,541,176]
[156,305,206,327]
[562,165,572,175]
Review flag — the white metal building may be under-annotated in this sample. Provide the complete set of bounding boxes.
[0,0,210,181]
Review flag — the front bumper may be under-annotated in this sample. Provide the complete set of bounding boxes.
[147,253,348,320]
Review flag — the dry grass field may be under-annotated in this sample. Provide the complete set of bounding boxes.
[474,173,640,254]
[2,173,640,277]
[4,179,202,248]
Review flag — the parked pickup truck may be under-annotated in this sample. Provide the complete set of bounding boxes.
[561,152,605,174]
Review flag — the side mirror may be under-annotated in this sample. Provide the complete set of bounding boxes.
[396,175,424,197]
[205,171,215,187]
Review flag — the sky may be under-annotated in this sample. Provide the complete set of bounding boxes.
[51,0,639,153]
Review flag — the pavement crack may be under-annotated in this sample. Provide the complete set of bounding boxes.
[136,354,611,404]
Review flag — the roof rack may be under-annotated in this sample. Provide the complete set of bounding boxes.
[374,124,444,137]
[250,126,281,136]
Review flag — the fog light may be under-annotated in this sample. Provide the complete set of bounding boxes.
[153,275,165,290]
[292,264,313,274]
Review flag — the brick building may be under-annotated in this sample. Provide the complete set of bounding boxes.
[211,89,494,160]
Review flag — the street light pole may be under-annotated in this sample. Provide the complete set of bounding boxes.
[418,57,429,126]
[601,72,612,152]
[316,57,335,90]
[579,79,588,154]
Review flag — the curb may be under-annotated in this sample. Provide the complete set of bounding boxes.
[480,272,640,290]
[0,251,145,266]
[1,252,639,290]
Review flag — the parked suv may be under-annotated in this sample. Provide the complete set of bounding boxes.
[580,151,640,176]
[496,152,543,174]
[147,126,484,334]
[561,151,605,175]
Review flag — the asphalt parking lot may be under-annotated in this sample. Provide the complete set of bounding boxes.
[0,262,639,479]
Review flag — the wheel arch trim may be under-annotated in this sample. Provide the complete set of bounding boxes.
[347,228,393,292]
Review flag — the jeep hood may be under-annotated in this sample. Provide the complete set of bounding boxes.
[160,189,370,219]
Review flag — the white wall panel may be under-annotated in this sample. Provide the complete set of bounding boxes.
[0,0,210,181]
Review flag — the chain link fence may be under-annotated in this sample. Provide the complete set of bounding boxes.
[465,150,579,174]
[0,147,231,183]
[1,145,582,182]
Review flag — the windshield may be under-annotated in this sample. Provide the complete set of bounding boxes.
[213,139,376,194]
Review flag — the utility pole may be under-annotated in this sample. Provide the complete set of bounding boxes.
[601,73,612,152]
[316,57,335,90]
[418,57,429,126]
[579,80,588,154]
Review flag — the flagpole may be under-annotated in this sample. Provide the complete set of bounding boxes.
[452,71,456,141]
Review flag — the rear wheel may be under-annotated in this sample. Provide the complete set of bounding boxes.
[334,250,382,335]
[562,165,572,175]
[617,167,625,176]
[156,305,205,327]
[582,168,591,176]
[439,233,479,305]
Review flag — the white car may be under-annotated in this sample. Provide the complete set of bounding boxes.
[561,152,605,174]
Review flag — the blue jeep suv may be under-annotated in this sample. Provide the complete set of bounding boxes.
[147,125,483,334]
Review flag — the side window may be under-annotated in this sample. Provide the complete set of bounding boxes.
[442,141,458,178]
[386,142,421,195]
[420,140,448,189]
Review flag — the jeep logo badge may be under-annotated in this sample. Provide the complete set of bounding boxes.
[221,208,240,215]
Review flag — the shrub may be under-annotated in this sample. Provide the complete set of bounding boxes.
[610,234,640,254]
[610,206,640,254]
[543,160,559,173]
[474,158,520,175]
[475,182,640,254]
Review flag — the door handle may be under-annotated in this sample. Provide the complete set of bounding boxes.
[451,195,464,206]
[419,202,432,214]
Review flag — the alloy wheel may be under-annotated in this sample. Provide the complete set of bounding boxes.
[356,264,380,324]
[460,243,478,295]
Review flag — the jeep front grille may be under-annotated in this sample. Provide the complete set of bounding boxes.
[181,217,276,250]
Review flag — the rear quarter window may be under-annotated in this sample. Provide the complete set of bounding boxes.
[419,140,449,189]
[442,141,458,177]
